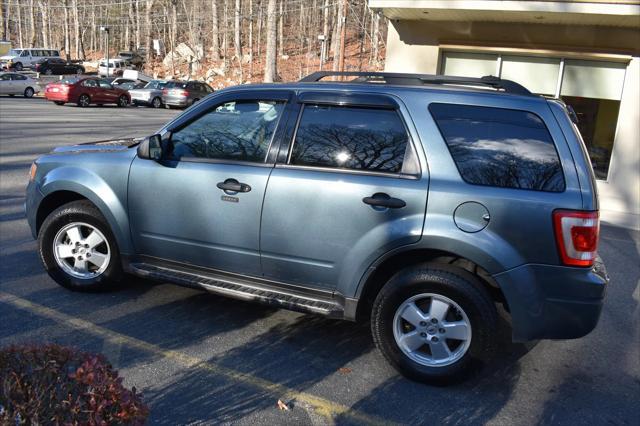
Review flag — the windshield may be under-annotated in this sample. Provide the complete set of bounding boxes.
[7,49,22,56]
[144,80,167,90]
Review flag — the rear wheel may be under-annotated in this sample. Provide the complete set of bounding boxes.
[38,200,123,292]
[151,96,162,108]
[54,101,65,106]
[14,62,23,71]
[77,94,90,107]
[117,95,129,107]
[371,264,498,385]
[24,87,35,98]
[76,67,84,75]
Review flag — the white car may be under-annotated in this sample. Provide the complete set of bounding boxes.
[0,48,60,71]
[0,72,40,97]
[98,59,134,77]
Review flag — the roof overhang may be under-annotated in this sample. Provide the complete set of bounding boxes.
[369,1,640,28]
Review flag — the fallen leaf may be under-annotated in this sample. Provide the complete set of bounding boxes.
[338,367,352,375]
[277,399,290,411]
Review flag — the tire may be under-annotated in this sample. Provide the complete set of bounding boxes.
[151,96,162,108]
[44,68,53,75]
[77,94,90,107]
[117,95,129,107]
[23,87,35,98]
[76,67,84,75]
[14,62,23,71]
[371,264,498,385]
[54,101,65,105]
[8,94,14,97]
[38,200,123,292]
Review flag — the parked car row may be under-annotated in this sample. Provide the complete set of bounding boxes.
[39,76,214,108]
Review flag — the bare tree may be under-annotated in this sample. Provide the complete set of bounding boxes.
[264,0,277,82]
[234,0,242,58]
[144,0,154,63]
[28,0,36,46]
[72,0,81,58]
[211,0,220,59]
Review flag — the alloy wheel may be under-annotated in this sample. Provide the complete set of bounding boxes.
[393,293,472,367]
[152,97,161,108]
[24,87,34,98]
[53,222,111,280]
[79,95,90,107]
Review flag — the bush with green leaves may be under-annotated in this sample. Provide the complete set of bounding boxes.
[0,344,148,425]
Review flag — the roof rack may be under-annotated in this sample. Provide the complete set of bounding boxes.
[299,71,533,96]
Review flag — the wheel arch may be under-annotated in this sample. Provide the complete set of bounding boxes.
[354,248,508,322]
[37,169,133,254]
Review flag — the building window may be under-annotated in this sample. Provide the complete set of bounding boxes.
[440,51,627,180]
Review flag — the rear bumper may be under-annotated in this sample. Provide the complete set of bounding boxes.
[162,95,189,107]
[493,258,609,342]
[45,92,70,102]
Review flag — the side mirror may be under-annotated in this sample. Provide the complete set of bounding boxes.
[137,134,164,160]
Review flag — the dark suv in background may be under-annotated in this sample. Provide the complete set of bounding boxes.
[25,71,608,384]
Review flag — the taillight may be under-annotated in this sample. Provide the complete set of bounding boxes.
[162,89,168,95]
[553,210,599,267]
[178,90,189,97]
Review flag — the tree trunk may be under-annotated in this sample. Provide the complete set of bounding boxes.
[38,1,48,48]
[332,0,345,71]
[257,0,263,58]
[144,0,154,64]
[0,0,5,41]
[234,0,242,59]
[248,0,253,75]
[211,0,220,59]
[371,11,380,67]
[72,0,81,59]
[29,0,36,46]
[223,0,229,68]
[264,0,277,82]
[17,0,23,48]
[135,0,141,50]
[63,0,70,60]
[277,0,283,57]
[321,0,329,66]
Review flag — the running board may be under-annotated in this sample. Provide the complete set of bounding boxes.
[128,262,345,318]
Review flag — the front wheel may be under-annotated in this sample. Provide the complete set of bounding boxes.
[38,200,123,292]
[14,62,23,71]
[23,87,35,98]
[371,265,498,385]
[44,68,53,75]
[77,94,90,107]
[151,96,162,108]
[117,95,129,107]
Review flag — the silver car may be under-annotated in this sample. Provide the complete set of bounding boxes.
[0,72,40,97]
[162,80,213,108]
[129,80,173,108]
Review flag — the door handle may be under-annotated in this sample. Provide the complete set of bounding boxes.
[363,193,406,209]
[217,178,251,193]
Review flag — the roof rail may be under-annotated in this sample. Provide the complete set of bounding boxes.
[299,71,533,96]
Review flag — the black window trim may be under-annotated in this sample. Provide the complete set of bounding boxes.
[428,102,566,193]
[160,90,293,167]
[280,95,421,180]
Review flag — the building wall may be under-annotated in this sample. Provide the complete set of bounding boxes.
[384,20,640,229]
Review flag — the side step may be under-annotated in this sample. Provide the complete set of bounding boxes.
[128,262,345,318]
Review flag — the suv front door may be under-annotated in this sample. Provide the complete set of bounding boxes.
[260,92,429,292]
[128,91,291,277]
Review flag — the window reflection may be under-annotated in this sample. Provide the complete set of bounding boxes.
[169,101,285,162]
[290,105,409,173]
[430,103,565,192]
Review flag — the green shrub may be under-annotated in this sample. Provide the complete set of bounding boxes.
[0,344,149,425]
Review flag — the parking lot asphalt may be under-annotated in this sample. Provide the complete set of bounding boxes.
[1,96,639,425]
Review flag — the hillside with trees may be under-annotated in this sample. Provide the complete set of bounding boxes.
[0,0,388,86]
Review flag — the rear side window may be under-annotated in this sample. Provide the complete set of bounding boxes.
[290,104,413,175]
[429,103,565,192]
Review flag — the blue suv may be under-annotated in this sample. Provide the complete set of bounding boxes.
[26,72,609,384]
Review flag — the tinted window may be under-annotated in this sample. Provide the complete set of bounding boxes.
[169,100,285,162]
[98,80,113,89]
[13,74,27,80]
[166,81,188,89]
[82,79,98,87]
[430,103,565,192]
[0,74,11,81]
[290,105,410,174]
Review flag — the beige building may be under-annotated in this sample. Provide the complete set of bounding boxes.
[370,0,640,229]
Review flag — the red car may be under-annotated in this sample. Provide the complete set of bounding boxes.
[44,77,130,107]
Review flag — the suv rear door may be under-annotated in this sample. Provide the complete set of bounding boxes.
[259,91,429,292]
[128,90,292,277]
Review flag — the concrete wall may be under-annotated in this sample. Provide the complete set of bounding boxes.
[384,19,640,229]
